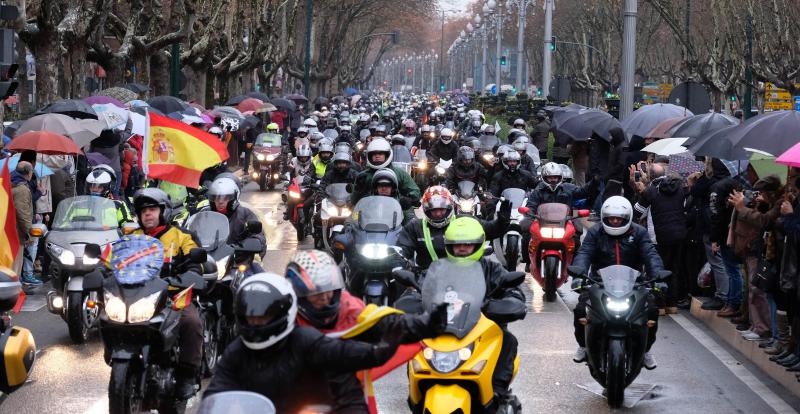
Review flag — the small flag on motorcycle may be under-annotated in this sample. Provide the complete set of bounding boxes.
[172,285,193,311]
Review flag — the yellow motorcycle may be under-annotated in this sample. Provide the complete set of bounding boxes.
[0,267,36,396]
[395,260,525,414]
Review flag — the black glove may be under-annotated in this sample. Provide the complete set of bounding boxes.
[399,196,419,210]
[425,303,449,336]
[497,198,512,222]
[567,265,587,278]
[372,322,404,363]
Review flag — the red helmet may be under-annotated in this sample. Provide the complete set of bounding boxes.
[421,186,454,228]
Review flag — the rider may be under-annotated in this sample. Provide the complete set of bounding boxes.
[351,138,421,223]
[428,127,459,163]
[568,196,668,370]
[445,146,488,192]
[513,136,540,175]
[131,188,204,399]
[311,141,335,179]
[203,273,406,413]
[286,250,447,412]
[320,151,358,188]
[85,164,133,226]
[413,124,437,151]
[397,186,512,270]
[488,150,538,199]
[205,176,266,251]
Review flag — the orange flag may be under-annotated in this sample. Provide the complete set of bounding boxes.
[0,160,19,270]
[144,112,229,188]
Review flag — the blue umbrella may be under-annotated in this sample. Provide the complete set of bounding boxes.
[344,87,359,97]
[0,154,55,176]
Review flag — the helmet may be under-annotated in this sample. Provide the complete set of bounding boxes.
[457,146,475,166]
[317,141,334,163]
[325,118,337,128]
[296,145,313,167]
[208,126,223,137]
[359,114,370,123]
[560,164,573,183]
[234,273,297,350]
[266,123,279,133]
[484,124,496,135]
[133,188,172,225]
[374,125,387,137]
[512,140,527,156]
[496,144,512,159]
[502,150,522,172]
[390,134,406,147]
[470,117,482,128]
[208,176,240,213]
[286,250,345,328]
[297,126,309,137]
[402,119,416,129]
[371,168,398,196]
[601,196,633,236]
[507,129,525,143]
[85,164,115,197]
[421,186,454,228]
[303,118,317,128]
[365,138,393,169]
[513,135,530,145]
[513,118,526,129]
[541,162,563,191]
[439,128,454,144]
[332,151,352,173]
[444,217,485,263]
[215,172,243,190]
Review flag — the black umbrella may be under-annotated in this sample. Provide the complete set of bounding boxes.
[722,110,800,157]
[37,99,99,120]
[620,103,693,140]
[124,83,150,94]
[225,95,248,106]
[555,109,621,143]
[331,96,347,104]
[129,105,165,116]
[687,125,744,159]
[671,112,740,143]
[270,97,296,112]
[286,94,309,105]
[314,96,329,105]
[247,91,270,101]
[240,115,261,130]
[146,95,190,115]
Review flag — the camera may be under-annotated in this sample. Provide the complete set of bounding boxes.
[743,190,760,206]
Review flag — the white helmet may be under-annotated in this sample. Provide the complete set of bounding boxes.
[208,176,240,212]
[541,162,563,191]
[513,118,526,128]
[365,138,393,169]
[85,164,115,197]
[601,196,633,236]
[501,150,521,171]
[296,144,313,167]
[304,118,317,128]
[560,164,573,183]
[235,273,297,350]
[440,128,455,144]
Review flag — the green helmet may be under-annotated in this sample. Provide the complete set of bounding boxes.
[444,217,486,263]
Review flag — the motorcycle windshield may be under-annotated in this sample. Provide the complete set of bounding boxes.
[52,196,120,231]
[256,133,282,147]
[598,265,640,297]
[354,196,403,232]
[393,147,413,162]
[421,260,485,339]
[479,135,499,151]
[185,211,230,251]
[500,188,526,208]
[457,181,476,198]
[335,143,350,153]
[197,391,276,414]
[109,235,165,285]
[536,203,570,224]
[325,183,351,205]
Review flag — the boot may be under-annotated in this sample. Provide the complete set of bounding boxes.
[770,349,793,362]
[765,342,786,355]
[174,364,199,400]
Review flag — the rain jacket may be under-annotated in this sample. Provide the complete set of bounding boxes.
[11,171,33,242]
[428,141,459,163]
[571,223,666,280]
[633,174,687,245]
[351,166,421,223]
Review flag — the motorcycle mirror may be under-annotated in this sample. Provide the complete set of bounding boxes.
[122,222,140,235]
[517,206,530,215]
[245,220,263,235]
[345,183,354,193]
[576,209,591,218]
[30,223,48,238]
[189,248,208,264]
[84,243,102,259]
[501,271,526,289]
[83,269,104,291]
[392,268,419,290]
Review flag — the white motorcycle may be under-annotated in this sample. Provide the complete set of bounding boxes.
[491,188,528,272]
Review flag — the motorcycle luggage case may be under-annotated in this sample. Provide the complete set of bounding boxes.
[0,274,20,312]
[0,325,36,392]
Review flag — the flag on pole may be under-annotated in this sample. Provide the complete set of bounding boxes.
[143,112,229,188]
[0,160,20,270]
[358,342,424,414]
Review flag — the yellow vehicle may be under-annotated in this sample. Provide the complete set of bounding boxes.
[397,260,524,414]
[0,267,36,395]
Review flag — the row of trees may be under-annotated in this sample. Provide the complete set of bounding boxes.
[7,0,435,112]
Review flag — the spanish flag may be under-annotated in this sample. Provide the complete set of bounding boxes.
[0,160,19,271]
[144,112,229,188]
[358,342,424,413]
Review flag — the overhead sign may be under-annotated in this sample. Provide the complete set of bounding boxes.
[765,83,793,111]
[794,96,800,111]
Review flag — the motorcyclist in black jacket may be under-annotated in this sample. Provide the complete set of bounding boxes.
[320,151,358,188]
[488,150,538,199]
[428,128,459,163]
[205,176,266,254]
[446,146,488,192]
[568,196,668,370]
[204,273,406,413]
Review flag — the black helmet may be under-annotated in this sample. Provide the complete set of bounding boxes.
[133,188,172,225]
[234,273,297,350]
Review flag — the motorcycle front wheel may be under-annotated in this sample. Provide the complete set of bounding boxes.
[108,360,142,414]
[67,292,90,344]
[543,256,559,302]
[201,311,219,378]
[504,235,519,272]
[605,338,627,408]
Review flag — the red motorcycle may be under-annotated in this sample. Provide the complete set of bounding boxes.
[282,175,313,242]
[522,203,590,302]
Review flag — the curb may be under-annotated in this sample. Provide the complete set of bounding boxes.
[689,297,800,398]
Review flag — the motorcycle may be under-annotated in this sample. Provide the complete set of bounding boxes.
[337,196,405,305]
[43,195,133,343]
[522,203,589,302]
[83,236,207,414]
[197,391,276,414]
[412,150,430,190]
[319,183,352,254]
[428,158,452,187]
[282,175,314,242]
[251,133,285,191]
[453,181,482,217]
[395,261,525,414]
[0,271,36,395]
[574,265,664,408]
[491,189,527,272]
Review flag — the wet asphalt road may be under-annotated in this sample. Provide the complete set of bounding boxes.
[3,180,800,413]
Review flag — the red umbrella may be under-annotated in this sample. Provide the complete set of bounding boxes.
[6,131,81,154]
[645,117,687,139]
[237,98,265,113]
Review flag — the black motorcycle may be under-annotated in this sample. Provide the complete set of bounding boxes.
[251,133,286,191]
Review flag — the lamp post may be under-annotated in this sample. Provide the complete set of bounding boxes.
[514,0,530,94]
[432,52,437,92]
[487,0,502,96]
[542,0,554,98]
[620,0,637,120]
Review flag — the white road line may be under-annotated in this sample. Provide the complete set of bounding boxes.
[82,397,106,414]
[670,313,798,414]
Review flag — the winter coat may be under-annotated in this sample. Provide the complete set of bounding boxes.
[271,111,287,131]
[121,147,136,190]
[633,175,687,245]
[445,162,487,191]
[204,327,395,414]
[428,141,459,163]
[589,134,611,181]
[731,201,781,259]
[709,176,741,245]
[525,180,595,215]
[519,153,538,177]
[690,159,730,237]
[571,223,666,280]
[11,171,33,242]
[532,119,551,153]
[320,167,358,188]
[351,165,421,222]
[488,169,538,198]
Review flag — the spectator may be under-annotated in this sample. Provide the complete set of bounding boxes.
[11,161,41,286]
[776,169,799,364]
[531,110,550,161]
[709,159,745,318]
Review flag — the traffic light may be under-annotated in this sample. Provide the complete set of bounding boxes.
[500,56,507,66]
[549,36,557,51]
[439,83,445,92]
[606,91,613,98]
[391,30,400,44]
[537,89,542,97]
[731,95,736,102]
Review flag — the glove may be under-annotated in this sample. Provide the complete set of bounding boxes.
[497,198,512,221]
[425,303,449,336]
[400,196,419,210]
[372,322,403,363]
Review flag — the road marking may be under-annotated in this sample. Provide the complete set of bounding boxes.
[83,397,106,414]
[20,295,46,312]
[670,314,798,414]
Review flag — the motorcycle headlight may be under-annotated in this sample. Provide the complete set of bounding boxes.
[266,154,276,162]
[340,207,352,217]
[359,243,389,259]
[256,153,266,161]
[83,256,99,265]
[289,190,302,199]
[540,227,552,238]
[104,291,127,323]
[424,344,473,374]
[50,243,75,265]
[550,228,565,239]
[128,291,161,323]
[606,296,631,314]
[417,160,428,170]
[435,165,445,175]
[459,198,475,211]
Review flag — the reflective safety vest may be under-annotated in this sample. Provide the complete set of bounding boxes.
[312,155,329,178]
[422,219,438,261]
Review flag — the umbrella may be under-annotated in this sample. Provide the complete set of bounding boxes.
[147,95,190,114]
[84,95,125,108]
[554,109,621,142]
[188,102,206,112]
[686,125,742,159]
[85,152,112,167]
[123,83,150,94]
[641,137,690,156]
[237,98,266,113]
[240,115,261,130]
[7,131,81,154]
[209,106,245,120]
[344,87,359,97]
[314,96,329,106]
[97,87,138,103]
[286,94,309,105]
[168,110,205,125]
[247,91,270,101]
[331,96,347,104]
[350,95,362,106]
[91,103,129,130]
[775,142,800,170]
[270,97,296,112]
[620,103,693,140]
[259,102,277,113]
[751,152,787,183]
[668,152,705,180]
[0,154,54,177]
[225,95,249,106]
[37,99,98,120]
[17,113,102,148]
[717,110,800,158]
[669,112,739,143]
[129,105,165,117]
[645,117,687,139]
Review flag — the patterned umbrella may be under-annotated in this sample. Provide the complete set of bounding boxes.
[668,151,705,182]
[97,87,138,103]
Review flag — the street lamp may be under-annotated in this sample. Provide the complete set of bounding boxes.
[488,0,503,96]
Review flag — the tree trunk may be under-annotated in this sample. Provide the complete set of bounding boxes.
[150,53,170,97]
[36,31,61,106]
[183,65,207,106]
